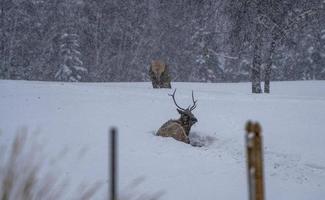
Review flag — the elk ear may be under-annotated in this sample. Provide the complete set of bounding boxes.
[177,109,184,114]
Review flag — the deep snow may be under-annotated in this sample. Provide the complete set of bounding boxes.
[0,80,325,200]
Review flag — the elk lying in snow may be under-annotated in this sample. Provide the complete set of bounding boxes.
[149,60,171,88]
[157,89,198,144]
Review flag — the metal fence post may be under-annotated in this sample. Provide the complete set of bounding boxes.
[109,128,118,200]
[245,121,264,200]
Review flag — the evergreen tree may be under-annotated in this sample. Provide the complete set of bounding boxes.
[0,0,324,82]
[55,33,86,82]
[192,48,223,82]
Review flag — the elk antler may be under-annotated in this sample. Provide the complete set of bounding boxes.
[169,89,186,111]
[190,90,198,111]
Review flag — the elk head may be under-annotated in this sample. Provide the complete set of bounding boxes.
[169,89,198,135]
[150,60,166,82]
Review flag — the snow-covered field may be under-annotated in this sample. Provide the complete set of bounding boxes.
[1,80,325,200]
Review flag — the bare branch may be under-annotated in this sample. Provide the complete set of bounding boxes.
[207,48,238,60]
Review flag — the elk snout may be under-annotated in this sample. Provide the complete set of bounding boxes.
[191,117,198,124]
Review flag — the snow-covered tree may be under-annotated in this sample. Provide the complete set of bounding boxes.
[191,47,223,82]
[1,0,324,82]
[320,29,325,79]
[55,33,86,82]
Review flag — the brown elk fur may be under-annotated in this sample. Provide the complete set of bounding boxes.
[150,60,166,81]
[157,120,190,144]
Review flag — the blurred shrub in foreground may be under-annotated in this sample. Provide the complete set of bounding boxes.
[0,128,101,200]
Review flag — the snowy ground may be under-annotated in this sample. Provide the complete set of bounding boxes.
[0,80,325,200]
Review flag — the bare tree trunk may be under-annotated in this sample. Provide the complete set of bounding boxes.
[251,0,263,94]
[95,11,102,69]
[264,39,276,93]
[251,24,263,93]
[0,6,5,77]
[6,16,17,79]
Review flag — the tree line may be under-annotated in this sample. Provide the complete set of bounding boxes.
[0,0,324,86]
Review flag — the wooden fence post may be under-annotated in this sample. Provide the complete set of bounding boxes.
[245,121,265,200]
[109,128,118,200]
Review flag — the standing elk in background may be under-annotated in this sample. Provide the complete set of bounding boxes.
[149,60,171,88]
[157,89,198,144]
